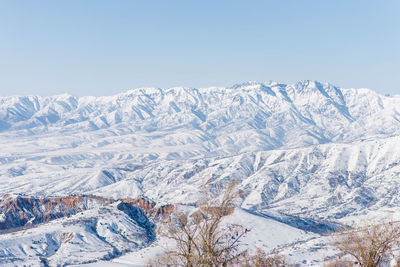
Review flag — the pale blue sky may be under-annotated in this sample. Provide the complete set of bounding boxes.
[0,0,399,96]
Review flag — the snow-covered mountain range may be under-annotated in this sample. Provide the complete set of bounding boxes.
[1,80,400,266]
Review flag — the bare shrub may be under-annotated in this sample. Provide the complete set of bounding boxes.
[322,258,355,267]
[244,248,289,267]
[331,221,400,267]
[395,257,400,267]
[148,252,179,267]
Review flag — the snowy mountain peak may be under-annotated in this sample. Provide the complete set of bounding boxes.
[0,81,399,153]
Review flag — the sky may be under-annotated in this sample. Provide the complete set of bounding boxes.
[0,0,399,96]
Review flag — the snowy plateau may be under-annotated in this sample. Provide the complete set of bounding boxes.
[0,80,400,266]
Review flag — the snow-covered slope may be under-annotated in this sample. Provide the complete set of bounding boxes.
[1,81,400,265]
[0,200,155,266]
[103,208,320,266]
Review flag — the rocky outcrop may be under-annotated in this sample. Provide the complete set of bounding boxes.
[122,196,174,221]
[117,202,155,241]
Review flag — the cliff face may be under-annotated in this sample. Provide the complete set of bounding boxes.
[1,195,85,230]
[122,196,174,221]
[0,194,169,231]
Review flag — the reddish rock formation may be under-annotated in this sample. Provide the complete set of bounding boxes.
[0,195,111,230]
[0,194,173,231]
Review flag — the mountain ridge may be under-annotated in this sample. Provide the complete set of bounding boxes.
[1,81,399,155]
[1,80,400,265]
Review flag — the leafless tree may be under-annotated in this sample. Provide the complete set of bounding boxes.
[149,181,249,267]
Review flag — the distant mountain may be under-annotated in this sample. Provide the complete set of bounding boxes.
[1,81,399,155]
[0,81,399,265]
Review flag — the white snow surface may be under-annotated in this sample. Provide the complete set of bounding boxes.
[1,81,400,265]
[0,202,155,266]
